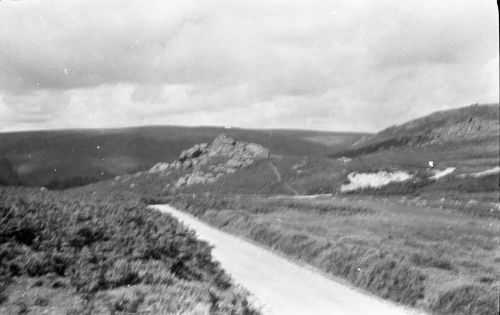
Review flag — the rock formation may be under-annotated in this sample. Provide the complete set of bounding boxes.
[352,103,499,149]
[149,134,270,188]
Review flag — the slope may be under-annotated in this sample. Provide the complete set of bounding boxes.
[0,126,365,187]
[332,103,499,158]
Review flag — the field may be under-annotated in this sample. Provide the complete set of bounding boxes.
[170,193,500,314]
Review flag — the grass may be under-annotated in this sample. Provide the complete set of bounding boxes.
[431,285,499,315]
[181,160,290,195]
[170,193,500,314]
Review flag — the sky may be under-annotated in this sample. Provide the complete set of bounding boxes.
[0,0,498,133]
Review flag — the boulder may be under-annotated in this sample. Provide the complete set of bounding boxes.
[186,174,207,186]
[175,176,187,188]
[227,158,244,169]
[179,143,208,162]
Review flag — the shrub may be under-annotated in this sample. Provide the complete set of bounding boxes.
[354,255,426,305]
[0,186,258,314]
[321,247,426,306]
[0,290,7,305]
[104,259,140,287]
[25,252,53,277]
[34,296,50,307]
[15,301,29,314]
[428,173,500,193]
[410,252,454,270]
[112,290,145,313]
[432,285,499,315]
[68,263,105,293]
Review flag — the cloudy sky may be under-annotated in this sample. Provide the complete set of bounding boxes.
[0,0,498,132]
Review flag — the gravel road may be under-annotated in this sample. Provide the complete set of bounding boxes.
[153,204,421,315]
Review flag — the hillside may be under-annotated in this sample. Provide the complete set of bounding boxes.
[97,103,499,205]
[103,134,292,197]
[333,103,499,158]
[0,126,365,187]
[1,105,496,314]
[0,157,19,186]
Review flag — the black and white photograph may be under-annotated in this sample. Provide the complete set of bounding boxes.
[0,0,499,314]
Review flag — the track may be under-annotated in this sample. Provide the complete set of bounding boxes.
[152,205,420,315]
[266,161,299,195]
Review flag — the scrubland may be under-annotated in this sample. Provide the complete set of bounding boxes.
[1,104,498,314]
[82,137,499,315]
[169,192,499,315]
[0,186,259,314]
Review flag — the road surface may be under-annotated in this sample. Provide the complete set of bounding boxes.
[152,205,421,315]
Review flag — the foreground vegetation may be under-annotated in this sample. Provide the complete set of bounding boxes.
[169,193,499,315]
[0,186,259,314]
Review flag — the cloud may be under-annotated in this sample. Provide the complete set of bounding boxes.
[0,0,498,132]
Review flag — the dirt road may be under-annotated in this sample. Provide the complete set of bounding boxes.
[152,205,420,315]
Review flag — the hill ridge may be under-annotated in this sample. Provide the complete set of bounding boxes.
[335,103,499,157]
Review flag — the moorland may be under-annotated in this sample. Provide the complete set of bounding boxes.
[1,103,499,315]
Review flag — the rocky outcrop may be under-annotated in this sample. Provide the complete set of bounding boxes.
[352,104,499,149]
[335,104,499,158]
[179,143,208,162]
[149,134,270,189]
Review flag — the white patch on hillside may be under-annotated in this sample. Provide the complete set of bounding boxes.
[471,166,500,178]
[340,171,413,192]
[430,167,456,180]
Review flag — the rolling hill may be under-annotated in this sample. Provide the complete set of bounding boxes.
[1,104,497,315]
[332,103,499,158]
[0,157,19,186]
[0,126,365,187]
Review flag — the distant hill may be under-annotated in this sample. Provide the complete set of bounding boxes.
[0,126,365,187]
[87,105,498,201]
[333,103,499,158]
[0,157,19,186]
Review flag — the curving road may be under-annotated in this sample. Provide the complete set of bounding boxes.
[152,205,421,315]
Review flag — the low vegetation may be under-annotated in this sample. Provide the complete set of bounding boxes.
[181,160,289,195]
[431,284,498,315]
[45,175,103,190]
[169,193,499,314]
[0,186,259,314]
[1,104,498,314]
